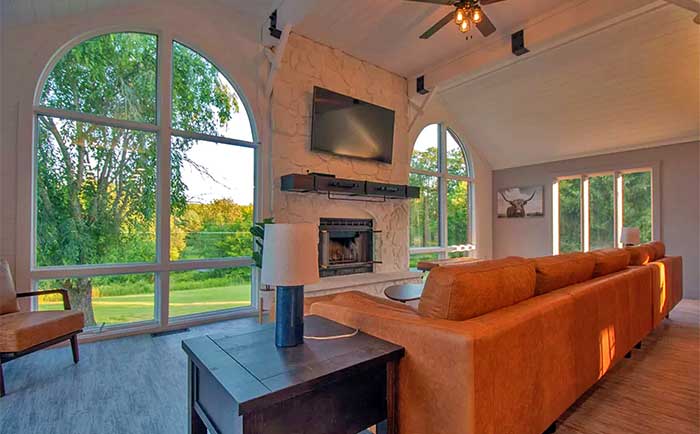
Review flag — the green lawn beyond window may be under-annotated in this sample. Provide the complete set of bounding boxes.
[40,284,251,326]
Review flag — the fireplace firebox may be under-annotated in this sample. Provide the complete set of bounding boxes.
[318,218,376,277]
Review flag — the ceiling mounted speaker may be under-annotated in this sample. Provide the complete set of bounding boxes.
[511,29,530,56]
[417,76,430,95]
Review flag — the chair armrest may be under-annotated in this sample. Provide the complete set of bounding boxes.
[16,289,72,310]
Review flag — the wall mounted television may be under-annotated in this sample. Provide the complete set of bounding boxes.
[310,86,395,164]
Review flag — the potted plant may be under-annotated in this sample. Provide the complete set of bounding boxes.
[250,218,274,322]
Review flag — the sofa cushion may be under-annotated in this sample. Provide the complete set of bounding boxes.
[418,257,536,321]
[0,310,84,353]
[625,245,655,266]
[646,241,666,261]
[0,259,19,315]
[590,249,631,277]
[533,253,596,295]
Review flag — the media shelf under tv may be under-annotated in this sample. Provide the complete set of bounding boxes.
[281,173,420,201]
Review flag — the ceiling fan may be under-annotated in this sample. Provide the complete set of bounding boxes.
[408,0,505,39]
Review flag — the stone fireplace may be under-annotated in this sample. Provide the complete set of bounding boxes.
[319,218,375,277]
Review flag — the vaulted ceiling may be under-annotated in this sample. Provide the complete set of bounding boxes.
[3,0,699,170]
[293,0,567,77]
[438,4,700,169]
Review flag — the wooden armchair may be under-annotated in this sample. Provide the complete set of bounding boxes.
[0,261,84,396]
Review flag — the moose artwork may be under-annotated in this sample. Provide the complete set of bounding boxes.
[497,185,544,218]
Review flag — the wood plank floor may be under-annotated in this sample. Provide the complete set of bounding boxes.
[557,299,700,434]
[0,301,698,434]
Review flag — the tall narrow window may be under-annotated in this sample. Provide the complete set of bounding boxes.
[409,124,474,267]
[554,169,654,253]
[34,33,257,331]
[623,171,652,244]
[558,178,582,253]
[589,175,615,250]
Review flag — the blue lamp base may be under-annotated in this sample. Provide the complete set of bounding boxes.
[275,285,304,347]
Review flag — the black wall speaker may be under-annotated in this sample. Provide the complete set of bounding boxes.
[511,29,530,56]
[416,75,429,95]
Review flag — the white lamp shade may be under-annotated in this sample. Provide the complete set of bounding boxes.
[620,227,641,245]
[261,223,320,286]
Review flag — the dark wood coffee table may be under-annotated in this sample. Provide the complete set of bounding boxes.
[182,315,404,434]
[384,283,424,303]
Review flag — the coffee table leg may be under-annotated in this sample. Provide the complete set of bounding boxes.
[189,361,207,434]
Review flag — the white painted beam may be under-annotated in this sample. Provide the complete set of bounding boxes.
[265,24,291,98]
[408,88,439,132]
[411,0,668,98]
[664,0,700,23]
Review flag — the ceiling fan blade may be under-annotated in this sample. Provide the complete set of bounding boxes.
[420,11,455,39]
[405,0,455,4]
[476,11,497,37]
[480,0,507,4]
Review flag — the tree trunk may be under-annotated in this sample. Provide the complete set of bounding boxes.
[64,278,96,326]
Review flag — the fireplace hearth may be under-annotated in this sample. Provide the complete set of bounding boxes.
[319,218,375,277]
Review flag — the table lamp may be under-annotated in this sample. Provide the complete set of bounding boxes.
[620,227,641,247]
[261,223,319,347]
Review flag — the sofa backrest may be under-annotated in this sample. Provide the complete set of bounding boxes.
[646,241,666,261]
[590,249,631,277]
[418,257,536,321]
[0,259,20,315]
[533,252,596,295]
[625,244,655,265]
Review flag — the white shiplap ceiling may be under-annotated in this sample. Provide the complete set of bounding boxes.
[294,0,568,78]
[438,5,700,169]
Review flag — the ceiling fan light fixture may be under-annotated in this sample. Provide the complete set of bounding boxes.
[471,6,483,24]
[455,7,466,25]
[459,18,470,33]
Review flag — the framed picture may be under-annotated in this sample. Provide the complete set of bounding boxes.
[497,185,544,218]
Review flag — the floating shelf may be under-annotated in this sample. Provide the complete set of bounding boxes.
[281,173,419,200]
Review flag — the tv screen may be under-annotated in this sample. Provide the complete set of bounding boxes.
[311,87,395,164]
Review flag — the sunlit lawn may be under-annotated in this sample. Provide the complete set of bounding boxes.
[40,284,251,326]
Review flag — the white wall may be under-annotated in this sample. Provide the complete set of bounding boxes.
[492,141,700,299]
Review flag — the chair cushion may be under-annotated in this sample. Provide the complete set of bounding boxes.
[418,257,536,321]
[0,310,84,353]
[0,259,19,315]
[590,249,631,277]
[533,253,596,295]
[625,245,655,266]
[646,241,666,261]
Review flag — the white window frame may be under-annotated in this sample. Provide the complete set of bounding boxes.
[29,30,261,337]
[552,165,660,255]
[409,123,475,260]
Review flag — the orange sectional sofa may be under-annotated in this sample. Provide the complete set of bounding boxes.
[307,242,682,434]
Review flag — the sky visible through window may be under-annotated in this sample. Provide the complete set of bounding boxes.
[180,72,254,206]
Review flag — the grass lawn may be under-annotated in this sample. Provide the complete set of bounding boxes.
[40,284,251,326]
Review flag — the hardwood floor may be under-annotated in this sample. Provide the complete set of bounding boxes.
[557,299,700,434]
[0,301,698,434]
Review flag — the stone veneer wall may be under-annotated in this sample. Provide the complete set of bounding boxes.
[270,33,412,274]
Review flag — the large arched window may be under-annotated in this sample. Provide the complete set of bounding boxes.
[409,123,474,267]
[33,32,257,331]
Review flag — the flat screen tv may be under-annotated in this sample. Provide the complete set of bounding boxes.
[310,86,395,164]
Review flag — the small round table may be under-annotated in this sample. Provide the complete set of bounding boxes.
[384,283,424,303]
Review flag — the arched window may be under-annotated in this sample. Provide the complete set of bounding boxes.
[409,123,474,267]
[34,32,257,330]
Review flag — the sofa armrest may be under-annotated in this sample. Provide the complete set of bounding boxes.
[16,289,71,310]
[309,291,483,433]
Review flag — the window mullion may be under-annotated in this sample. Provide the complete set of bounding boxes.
[439,124,448,254]
[156,34,173,327]
[582,175,590,252]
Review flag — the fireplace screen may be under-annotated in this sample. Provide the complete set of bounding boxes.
[319,218,377,277]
